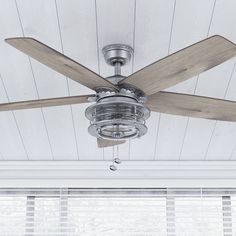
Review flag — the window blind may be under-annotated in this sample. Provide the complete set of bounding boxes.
[0,188,236,235]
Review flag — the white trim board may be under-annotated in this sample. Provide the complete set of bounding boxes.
[0,161,236,187]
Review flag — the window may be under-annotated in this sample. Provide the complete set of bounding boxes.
[0,188,235,235]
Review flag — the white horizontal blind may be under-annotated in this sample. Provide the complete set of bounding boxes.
[0,188,236,235]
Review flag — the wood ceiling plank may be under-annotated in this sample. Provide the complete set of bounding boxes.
[206,121,236,160]
[204,66,236,160]
[56,0,103,160]
[180,0,236,161]
[16,0,80,160]
[227,68,236,160]
[0,0,52,160]
[128,0,175,161]
[155,0,216,160]
[0,77,28,160]
[96,0,135,78]
[180,60,236,160]
[203,0,236,160]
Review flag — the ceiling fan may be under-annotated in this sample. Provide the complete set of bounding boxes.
[2,35,236,148]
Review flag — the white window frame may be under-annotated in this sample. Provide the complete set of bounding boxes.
[0,161,236,188]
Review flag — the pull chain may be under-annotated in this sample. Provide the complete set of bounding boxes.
[109,144,122,171]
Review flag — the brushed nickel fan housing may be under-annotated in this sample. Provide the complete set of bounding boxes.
[85,44,150,140]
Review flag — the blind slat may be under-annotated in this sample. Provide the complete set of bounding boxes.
[0,188,236,235]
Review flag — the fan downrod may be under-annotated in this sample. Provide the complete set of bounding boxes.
[102,44,133,84]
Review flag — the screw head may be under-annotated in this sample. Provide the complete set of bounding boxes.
[87,96,97,102]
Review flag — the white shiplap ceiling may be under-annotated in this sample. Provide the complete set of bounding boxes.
[0,0,236,162]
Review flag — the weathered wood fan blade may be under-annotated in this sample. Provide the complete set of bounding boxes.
[5,37,116,91]
[97,138,126,148]
[0,94,94,111]
[119,35,236,95]
[147,92,236,122]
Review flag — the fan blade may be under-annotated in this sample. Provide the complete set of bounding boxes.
[119,35,236,95]
[147,92,236,122]
[97,138,126,148]
[5,37,116,91]
[0,94,94,112]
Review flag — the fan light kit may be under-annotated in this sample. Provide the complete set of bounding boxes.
[1,35,236,150]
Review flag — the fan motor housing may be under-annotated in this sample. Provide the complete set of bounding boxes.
[85,86,150,141]
[85,43,150,141]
